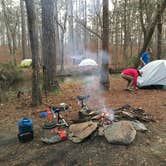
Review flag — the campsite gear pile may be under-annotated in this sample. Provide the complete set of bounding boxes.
[17,97,154,145]
[18,118,34,143]
[39,103,69,127]
[39,103,69,144]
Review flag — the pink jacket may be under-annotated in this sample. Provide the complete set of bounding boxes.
[122,68,139,88]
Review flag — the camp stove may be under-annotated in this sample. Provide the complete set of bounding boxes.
[77,95,91,119]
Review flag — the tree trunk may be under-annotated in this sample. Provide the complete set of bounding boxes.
[6,26,12,55]
[25,0,42,106]
[139,0,147,43]
[157,2,162,60]
[95,0,100,63]
[140,0,166,55]
[20,0,27,59]
[41,0,56,90]
[1,0,12,56]
[123,0,128,66]
[83,0,87,55]
[68,0,74,57]
[11,33,17,65]
[54,0,60,68]
[60,32,65,73]
[100,0,110,90]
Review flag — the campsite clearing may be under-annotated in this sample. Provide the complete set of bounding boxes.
[0,73,165,166]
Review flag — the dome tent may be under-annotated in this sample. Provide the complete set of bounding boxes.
[20,59,32,67]
[78,58,98,67]
[137,60,166,88]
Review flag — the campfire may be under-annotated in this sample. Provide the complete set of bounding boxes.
[91,108,114,125]
[68,103,154,144]
[76,104,154,124]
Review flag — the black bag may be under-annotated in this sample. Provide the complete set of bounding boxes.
[18,131,33,143]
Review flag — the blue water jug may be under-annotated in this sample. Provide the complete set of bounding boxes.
[18,118,33,134]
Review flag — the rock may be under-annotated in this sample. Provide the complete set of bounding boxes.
[104,121,136,145]
[130,120,148,131]
[68,121,98,143]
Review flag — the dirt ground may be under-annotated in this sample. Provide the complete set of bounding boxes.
[0,47,166,166]
[0,73,166,166]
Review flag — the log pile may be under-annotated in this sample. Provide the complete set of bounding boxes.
[113,104,155,122]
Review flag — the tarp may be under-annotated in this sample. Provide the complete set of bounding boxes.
[20,59,32,67]
[137,60,166,87]
[78,58,98,67]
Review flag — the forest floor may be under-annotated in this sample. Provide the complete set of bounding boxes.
[0,73,166,166]
[0,47,166,166]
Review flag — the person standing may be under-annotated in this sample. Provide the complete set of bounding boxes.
[140,48,152,67]
[121,68,142,91]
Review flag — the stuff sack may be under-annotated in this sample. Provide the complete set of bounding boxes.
[18,131,33,143]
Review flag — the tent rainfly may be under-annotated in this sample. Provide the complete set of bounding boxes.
[20,59,32,67]
[78,58,98,67]
[137,60,166,87]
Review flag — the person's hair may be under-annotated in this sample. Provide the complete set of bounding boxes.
[147,47,152,52]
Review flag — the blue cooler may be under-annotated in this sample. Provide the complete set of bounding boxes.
[18,118,33,143]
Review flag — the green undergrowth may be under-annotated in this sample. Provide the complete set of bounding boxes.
[0,63,23,86]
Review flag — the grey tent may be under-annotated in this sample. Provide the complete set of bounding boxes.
[137,60,166,88]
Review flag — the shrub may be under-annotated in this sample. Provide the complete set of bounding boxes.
[0,63,23,88]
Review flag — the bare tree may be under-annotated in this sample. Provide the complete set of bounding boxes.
[20,0,27,59]
[54,0,60,66]
[56,0,68,73]
[123,0,128,65]
[83,0,87,55]
[157,1,163,59]
[100,0,110,90]
[67,0,74,62]
[139,0,166,55]
[1,0,19,65]
[25,0,42,106]
[41,0,57,89]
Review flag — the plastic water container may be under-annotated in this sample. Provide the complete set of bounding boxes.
[18,118,33,134]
